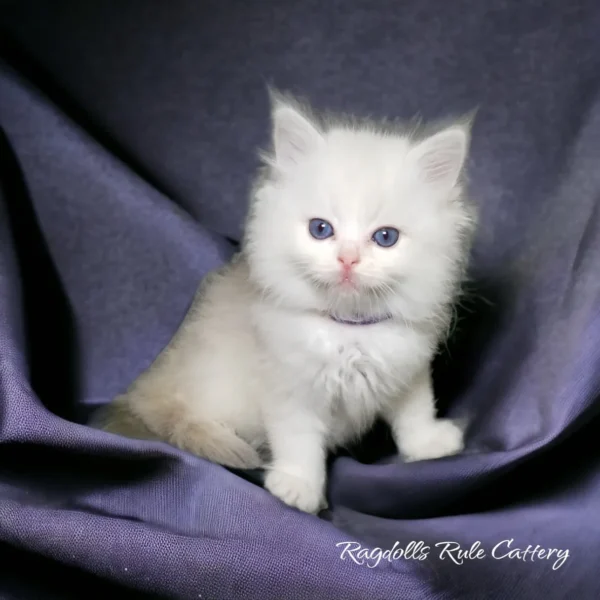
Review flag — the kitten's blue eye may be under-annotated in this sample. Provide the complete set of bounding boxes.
[372,227,400,248]
[308,218,334,240]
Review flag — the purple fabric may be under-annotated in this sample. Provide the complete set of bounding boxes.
[1,1,600,597]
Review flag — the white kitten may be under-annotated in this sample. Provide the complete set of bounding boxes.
[97,92,476,514]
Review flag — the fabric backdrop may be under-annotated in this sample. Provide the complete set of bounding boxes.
[1,1,599,598]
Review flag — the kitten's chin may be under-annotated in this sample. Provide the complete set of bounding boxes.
[319,285,393,319]
[318,276,386,301]
[256,266,393,318]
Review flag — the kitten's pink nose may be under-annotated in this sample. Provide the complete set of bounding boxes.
[337,252,361,269]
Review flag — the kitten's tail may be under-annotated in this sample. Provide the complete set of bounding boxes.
[93,395,263,470]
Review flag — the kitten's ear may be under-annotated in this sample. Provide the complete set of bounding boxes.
[410,126,469,189]
[270,94,324,169]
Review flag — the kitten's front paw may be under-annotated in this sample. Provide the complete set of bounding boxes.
[265,469,327,514]
[400,419,464,462]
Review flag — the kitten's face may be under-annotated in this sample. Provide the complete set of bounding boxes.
[246,98,474,321]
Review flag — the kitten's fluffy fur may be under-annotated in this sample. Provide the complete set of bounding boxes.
[98,92,476,513]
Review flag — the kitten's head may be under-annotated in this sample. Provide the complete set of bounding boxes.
[245,93,476,326]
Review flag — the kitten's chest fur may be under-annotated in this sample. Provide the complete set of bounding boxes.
[314,338,393,446]
[256,309,433,446]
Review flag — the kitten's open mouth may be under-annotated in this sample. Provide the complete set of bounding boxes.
[303,269,385,299]
[338,276,358,291]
